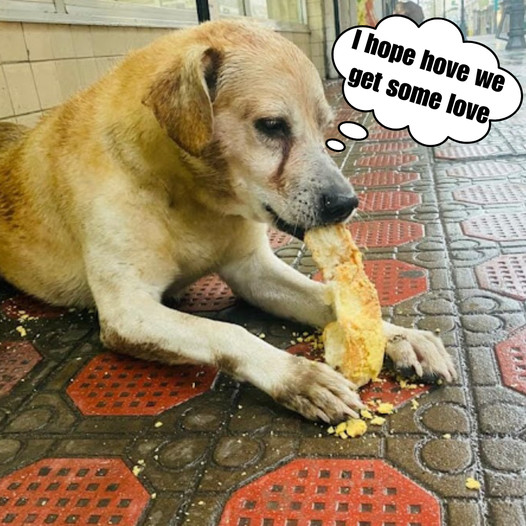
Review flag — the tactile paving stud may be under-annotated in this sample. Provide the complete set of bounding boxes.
[177,274,236,312]
[476,254,526,300]
[0,342,41,396]
[67,353,217,416]
[0,458,149,525]
[454,183,526,205]
[313,260,428,306]
[349,220,424,248]
[268,229,293,249]
[359,142,414,153]
[350,171,419,187]
[358,191,421,212]
[219,458,441,525]
[462,212,526,241]
[354,153,419,168]
[1,294,66,320]
[445,161,522,178]
[495,326,526,396]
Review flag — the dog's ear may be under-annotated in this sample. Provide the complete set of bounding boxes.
[143,47,222,157]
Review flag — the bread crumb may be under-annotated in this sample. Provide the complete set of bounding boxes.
[16,326,27,337]
[370,416,386,426]
[443,433,451,439]
[360,409,373,420]
[465,477,481,491]
[154,421,163,428]
[377,403,394,415]
[345,419,367,437]
[411,399,419,410]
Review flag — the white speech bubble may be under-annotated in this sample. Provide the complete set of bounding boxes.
[332,16,523,146]
[326,122,368,151]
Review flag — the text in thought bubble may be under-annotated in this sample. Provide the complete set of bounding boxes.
[330,16,522,147]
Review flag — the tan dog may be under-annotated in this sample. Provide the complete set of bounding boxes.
[0,20,455,423]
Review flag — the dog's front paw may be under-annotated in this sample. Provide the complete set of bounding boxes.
[272,356,365,424]
[383,322,457,382]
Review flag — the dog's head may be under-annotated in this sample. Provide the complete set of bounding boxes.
[143,20,358,239]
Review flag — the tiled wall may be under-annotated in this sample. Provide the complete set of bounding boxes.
[0,19,318,127]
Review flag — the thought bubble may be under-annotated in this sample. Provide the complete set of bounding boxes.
[326,122,368,151]
[332,16,523,146]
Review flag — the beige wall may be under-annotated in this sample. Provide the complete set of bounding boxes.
[0,19,318,127]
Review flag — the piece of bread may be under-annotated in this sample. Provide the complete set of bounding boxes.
[305,224,386,387]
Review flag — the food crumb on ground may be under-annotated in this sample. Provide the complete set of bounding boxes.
[465,477,481,490]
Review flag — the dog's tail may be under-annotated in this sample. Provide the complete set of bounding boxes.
[0,122,28,153]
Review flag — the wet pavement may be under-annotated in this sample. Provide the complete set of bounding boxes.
[0,36,526,526]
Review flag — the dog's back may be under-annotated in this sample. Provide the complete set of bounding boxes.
[0,122,28,153]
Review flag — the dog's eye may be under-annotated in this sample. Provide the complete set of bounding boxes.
[255,118,290,139]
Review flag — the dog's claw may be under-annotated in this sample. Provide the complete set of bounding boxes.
[273,356,363,424]
[384,325,457,383]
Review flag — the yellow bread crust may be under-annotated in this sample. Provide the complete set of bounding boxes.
[305,225,386,387]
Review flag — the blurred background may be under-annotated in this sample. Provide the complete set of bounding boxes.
[0,0,524,128]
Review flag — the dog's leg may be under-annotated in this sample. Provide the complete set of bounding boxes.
[382,321,457,382]
[91,276,363,424]
[220,242,334,328]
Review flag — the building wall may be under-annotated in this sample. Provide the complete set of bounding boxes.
[0,20,317,126]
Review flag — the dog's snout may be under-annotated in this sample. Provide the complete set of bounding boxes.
[320,192,359,224]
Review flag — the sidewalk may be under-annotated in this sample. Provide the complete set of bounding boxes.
[0,34,525,526]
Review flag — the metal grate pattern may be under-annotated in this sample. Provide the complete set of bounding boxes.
[350,171,419,187]
[349,220,423,248]
[67,353,217,416]
[476,254,526,301]
[219,458,441,526]
[0,458,149,525]
[495,326,526,396]
[454,183,526,205]
[0,342,41,396]
[177,274,236,312]
[462,212,526,241]
[354,154,418,168]
[358,191,421,212]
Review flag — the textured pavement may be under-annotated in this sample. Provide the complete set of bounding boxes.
[0,37,525,525]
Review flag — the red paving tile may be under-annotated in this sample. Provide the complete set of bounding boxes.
[0,458,149,525]
[358,191,421,213]
[462,212,526,241]
[359,142,414,153]
[354,154,419,168]
[67,353,217,416]
[435,144,506,159]
[445,161,522,178]
[313,260,428,306]
[268,229,293,249]
[1,295,66,320]
[0,342,41,396]
[476,254,526,300]
[368,129,411,141]
[349,220,423,248]
[177,274,236,312]
[361,374,430,407]
[219,458,441,526]
[364,260,428,306]
[350,171,419,187]
[495,326,526,396]
[454,183,526,205]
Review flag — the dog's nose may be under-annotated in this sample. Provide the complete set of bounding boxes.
[320,192,359,224]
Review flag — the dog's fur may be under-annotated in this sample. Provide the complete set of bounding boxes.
[0,20,455,423]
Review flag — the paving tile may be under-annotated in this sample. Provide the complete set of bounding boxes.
[0,342,41,396]
[348,170,421,187]
[358,190,421,212]
[349,219,424,248]
[495,326,526,396]
[454,182,526,205]
[476,254,526,300]
[219,459,441,525]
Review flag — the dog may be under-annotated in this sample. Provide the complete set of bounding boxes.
[0,20,455,423]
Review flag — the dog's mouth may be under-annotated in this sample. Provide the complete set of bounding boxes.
[264,205,305,240]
